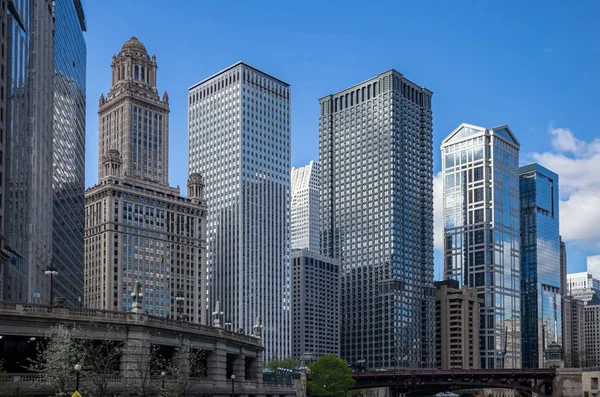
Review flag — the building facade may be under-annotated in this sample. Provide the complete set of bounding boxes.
[434,279,481,370]
[290,249,339,360]
[588,256,600,282]
[3,0,54,303]
[442,123,521,369]
[584,305,600,367]
[188,62,291,360]
[567,272,600,305]
[519,164,562,368]
[51,0,86,305]
[84,38,207,324]
[291,161,320,252]
[562,295,584,368]
[319,70,435,369]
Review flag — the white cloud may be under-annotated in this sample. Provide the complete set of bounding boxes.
[548,124,584,153]
[433,171,444,251]
[529,125,600,250]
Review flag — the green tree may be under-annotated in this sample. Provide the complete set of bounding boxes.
[265,357,299,371]
[307,355,355,397]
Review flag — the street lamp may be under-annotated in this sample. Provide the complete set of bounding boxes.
[161,371,166,390]
[175,296,184,320]
[231,374,236,395]
[74,363,82,391]
[44,266,58,307]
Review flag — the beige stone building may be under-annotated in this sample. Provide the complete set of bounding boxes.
[435,279,482,369]
[84,38,207,324]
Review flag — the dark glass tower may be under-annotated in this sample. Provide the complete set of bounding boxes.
[51,0,86,305]
[319,70,435,369]
[520,163,561,368]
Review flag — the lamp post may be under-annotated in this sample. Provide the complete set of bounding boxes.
[161,371,166,390]
[231,374,236,395]
[44,265,58,307]
[175,296,184,320]
[74,363,81,391]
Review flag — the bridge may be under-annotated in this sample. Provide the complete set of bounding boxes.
[0,301,296,397]
[353,369,556,397]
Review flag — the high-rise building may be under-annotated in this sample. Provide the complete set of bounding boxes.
[51,0,86,306]
[562,295,584,368]
[588,255,600,281]
[519,163,562,368]
[84,38,207,324]
[319,70,435,369]
[3,0,55,303]
[560,238,567,297]
[291,249,339,360]
[0,1,10,296]
[584,304,600,367]
[188,62,291,360]
[434,279,482,370]
[567,272,600,305]
[291,161,320,252]
[442,123,521,369]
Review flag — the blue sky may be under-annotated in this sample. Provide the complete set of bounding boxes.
[84,0,600,276]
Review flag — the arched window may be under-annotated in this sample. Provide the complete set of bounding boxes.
[141,66,145,82]
[135,65,139,80]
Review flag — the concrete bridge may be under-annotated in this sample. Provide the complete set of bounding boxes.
[0,301,296,397]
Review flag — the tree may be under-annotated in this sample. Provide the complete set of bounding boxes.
[28,325,83,396]
[78,326,124,397]
[266,357,299,371]
[165,341,208,397]
[121,341,169,397]
[307,355,355,397]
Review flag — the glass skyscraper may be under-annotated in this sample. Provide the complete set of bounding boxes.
[188,62,291,361]
[319,69,435,369]
[442,123,521,369]
[291,161,320,252]
[51,0,86,305]
[520,163,561,368]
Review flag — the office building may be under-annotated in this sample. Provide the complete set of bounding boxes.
[291,249,339,359]
[84,38,207,323]
[291,161,320,252]
[560,238,567,297]
[567,272,600,305]
[319,70,435,368]
[584,305,600,367]
[588,255,600,281]
[51,0,86,305]
[442,123,521,369]
[519,163,562,368]
[562,295,584,368]
[0,1,9,296]
[434,279,482,369]
[188,62,291,360]
[3,0,54,302]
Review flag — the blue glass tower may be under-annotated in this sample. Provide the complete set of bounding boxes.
[51,0,86,305]
[520,163,561,368]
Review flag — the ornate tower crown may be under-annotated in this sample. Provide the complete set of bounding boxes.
[109,36,158,93]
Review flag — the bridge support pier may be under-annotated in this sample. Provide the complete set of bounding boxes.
[233,353,246,381]
[207,341,228,380]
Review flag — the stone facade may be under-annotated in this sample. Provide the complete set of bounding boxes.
[85,38,207,324]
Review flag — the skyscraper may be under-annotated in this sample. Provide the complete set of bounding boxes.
[587,255,600,281]
[3,0,55,302]
[519,163,561,368]
[188,62,291,360]
[434,280,482,369]
[291,249,339,359]
[291,161,320,252]
[442,123,521,369]
[84,38,207,323]
[51,0,86,305]
[319,70,435,369]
